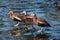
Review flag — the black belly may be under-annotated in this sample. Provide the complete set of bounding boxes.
[13,18,21,22]
[38,23,51,27]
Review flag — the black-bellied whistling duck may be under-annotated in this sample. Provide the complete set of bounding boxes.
[8,11,22,26]
[22,11,36,25]
[32,15,51,34]
[33,16,51,27]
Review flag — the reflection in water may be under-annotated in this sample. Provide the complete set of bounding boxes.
[0,0,60,40]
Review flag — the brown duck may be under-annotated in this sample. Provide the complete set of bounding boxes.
[8,11,22,26]
[33,15,51,27]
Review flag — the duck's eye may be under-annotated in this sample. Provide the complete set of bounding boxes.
[9,13,13,16]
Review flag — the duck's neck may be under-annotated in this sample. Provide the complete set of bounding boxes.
[33,17,38,24]
[9,13,14,19]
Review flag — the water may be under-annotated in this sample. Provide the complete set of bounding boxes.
[0,0,60,40]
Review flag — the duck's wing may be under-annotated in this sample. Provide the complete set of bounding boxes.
[38,18,51,27]
[14,16,22,21]
[14,13,22,21]
[14,13,21,18]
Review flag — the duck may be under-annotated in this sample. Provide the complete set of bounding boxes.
[8,11,22,26]
[21,11,36,25]
[33,16,51,27]
[32,15,51,33]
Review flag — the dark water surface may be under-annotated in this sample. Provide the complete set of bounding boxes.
[0,0,60,40]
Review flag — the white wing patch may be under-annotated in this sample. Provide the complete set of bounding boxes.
[14,17,21,20]
[39,21,44,24]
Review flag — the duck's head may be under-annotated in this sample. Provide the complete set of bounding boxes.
[8,11,15,19]
[8,11,14,15]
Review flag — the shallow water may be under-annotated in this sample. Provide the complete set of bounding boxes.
[0,0,60,40]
